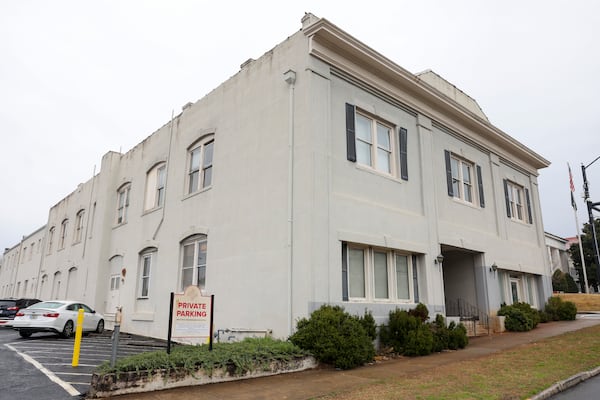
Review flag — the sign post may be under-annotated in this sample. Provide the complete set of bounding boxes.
[167,286,214,349]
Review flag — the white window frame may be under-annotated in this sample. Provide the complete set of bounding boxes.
[47,227,55,254]
[450,155,475,204]
[59,219,68,250]
[507,181,527,222]
[346,244,414,302]
[354,111,396,176]
[74,210,85,243]
[187,137,214,195]
[138,250,155,299]
[180,235,207,291]
[116,184,131,224]
[144,163,167,211]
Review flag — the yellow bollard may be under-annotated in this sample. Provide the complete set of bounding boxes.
[72,308,85,367]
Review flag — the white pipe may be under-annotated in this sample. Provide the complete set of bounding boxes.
[284,70,296,336]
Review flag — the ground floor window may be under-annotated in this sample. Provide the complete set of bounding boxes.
[342,242,416,302]
[180,234,207,291]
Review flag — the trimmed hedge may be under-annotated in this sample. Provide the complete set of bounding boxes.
[498,302,540,332]
[543,296,577,321]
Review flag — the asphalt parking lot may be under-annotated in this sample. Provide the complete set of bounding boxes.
[0,327,166,398]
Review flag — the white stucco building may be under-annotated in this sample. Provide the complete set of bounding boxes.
[1,13,552,340]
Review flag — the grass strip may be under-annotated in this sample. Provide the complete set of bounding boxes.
[320,324,600,400]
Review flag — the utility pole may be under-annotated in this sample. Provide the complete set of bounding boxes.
[581,159,600,290]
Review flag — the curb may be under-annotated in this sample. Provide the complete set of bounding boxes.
[529,366,600,399]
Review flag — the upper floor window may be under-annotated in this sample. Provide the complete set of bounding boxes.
[444,151,485,208]
[345,103,408,180]
[59,220,68,250]
[21,247,27,263]
[503,180,532,224]
[74,210,85,243]
[47,227,55,254]
[29,243,34,260]
[341,242,416,302]
[180,234,207,291]
[187,137,214,194]
[116,184,131,224]
[144,163,166,211]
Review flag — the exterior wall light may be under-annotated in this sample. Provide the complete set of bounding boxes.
[490,263,498,272]
[434,254,444,264]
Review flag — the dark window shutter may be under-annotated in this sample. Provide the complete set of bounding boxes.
[444,150,454,196]
[345,104,356,162]
[476,165,485,208]
[412,255,419,303]
[341,242,349,301]
[399,127,408,181]
[503,179,512,218]
[525,188,533,224]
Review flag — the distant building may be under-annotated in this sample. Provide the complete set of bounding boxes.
[1,13,552,340]
[545,232,579,287]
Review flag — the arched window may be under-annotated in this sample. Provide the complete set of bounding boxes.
[74,210,85,243]
[47,227,55,254]
[116,183,131,224]
[59,219,69,249]
[180,234,207,291]
[65,267,78,297]
[144,163,166,210]
[187,136,214,194]
[52,271,62,299]
[138,248,157,298]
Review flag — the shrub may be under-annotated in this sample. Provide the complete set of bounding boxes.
[380,305,468,356]
[403,324,433,356]
[289,305,375,370]
[447,321,468,349]
[544,297,577,321]
[498,302,540,332]
[379,309,420,354]
[360,310,377,341]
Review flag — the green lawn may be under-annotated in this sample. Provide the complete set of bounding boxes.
[320,324,600,400]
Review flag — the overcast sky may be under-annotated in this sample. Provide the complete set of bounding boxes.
[1,1,599,251]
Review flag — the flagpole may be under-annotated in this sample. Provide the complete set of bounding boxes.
[569,163,589,293]
[574,209,589,293]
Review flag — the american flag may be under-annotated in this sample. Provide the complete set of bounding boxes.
[568,163,577,210]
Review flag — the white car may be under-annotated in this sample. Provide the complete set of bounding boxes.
[13,300,105,339]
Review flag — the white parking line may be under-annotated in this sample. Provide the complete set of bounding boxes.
[4,343,80,396]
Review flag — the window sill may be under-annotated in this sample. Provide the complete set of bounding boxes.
[182,185,212,201]
[354,164,402,183]
[131,312,154,321]
[451,197,481,209]
[142,206,163,217]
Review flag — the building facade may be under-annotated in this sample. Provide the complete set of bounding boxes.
[1,13,552,340]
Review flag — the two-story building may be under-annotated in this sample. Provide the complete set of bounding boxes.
[1,13,552,340]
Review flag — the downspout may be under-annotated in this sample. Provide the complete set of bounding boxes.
[153,110,176,240]
[284,70,296,335]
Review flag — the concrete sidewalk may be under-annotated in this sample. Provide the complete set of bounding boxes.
[112,317,600,400]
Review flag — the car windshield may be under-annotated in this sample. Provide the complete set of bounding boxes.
[28,302,64,310]
[0,300,16,307]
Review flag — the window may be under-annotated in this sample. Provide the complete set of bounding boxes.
[345,103,408,180]
[138,249,156,298]
[444,151,485,207]
[355,112,393,174]
[503,180,532,223]
[187,137,214,194]
[47,227,55,254]
[180,235,207,291]
[21,247,27,263]
[59,219,68,249]
[116,184,130,224]
[29,243,34,260]
[342,243,415,302]
[110,275,120,291]
[74,210,85,243]
[144,163,166,211]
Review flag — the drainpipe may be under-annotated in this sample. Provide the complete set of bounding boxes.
[284,69,296,336]
[153,110,176,240]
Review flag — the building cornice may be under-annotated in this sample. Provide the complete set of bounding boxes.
[303,18,550,174]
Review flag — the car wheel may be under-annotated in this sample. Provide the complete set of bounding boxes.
[96,319,104,334]
[62,320,74,338]
[19,331,32,338]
